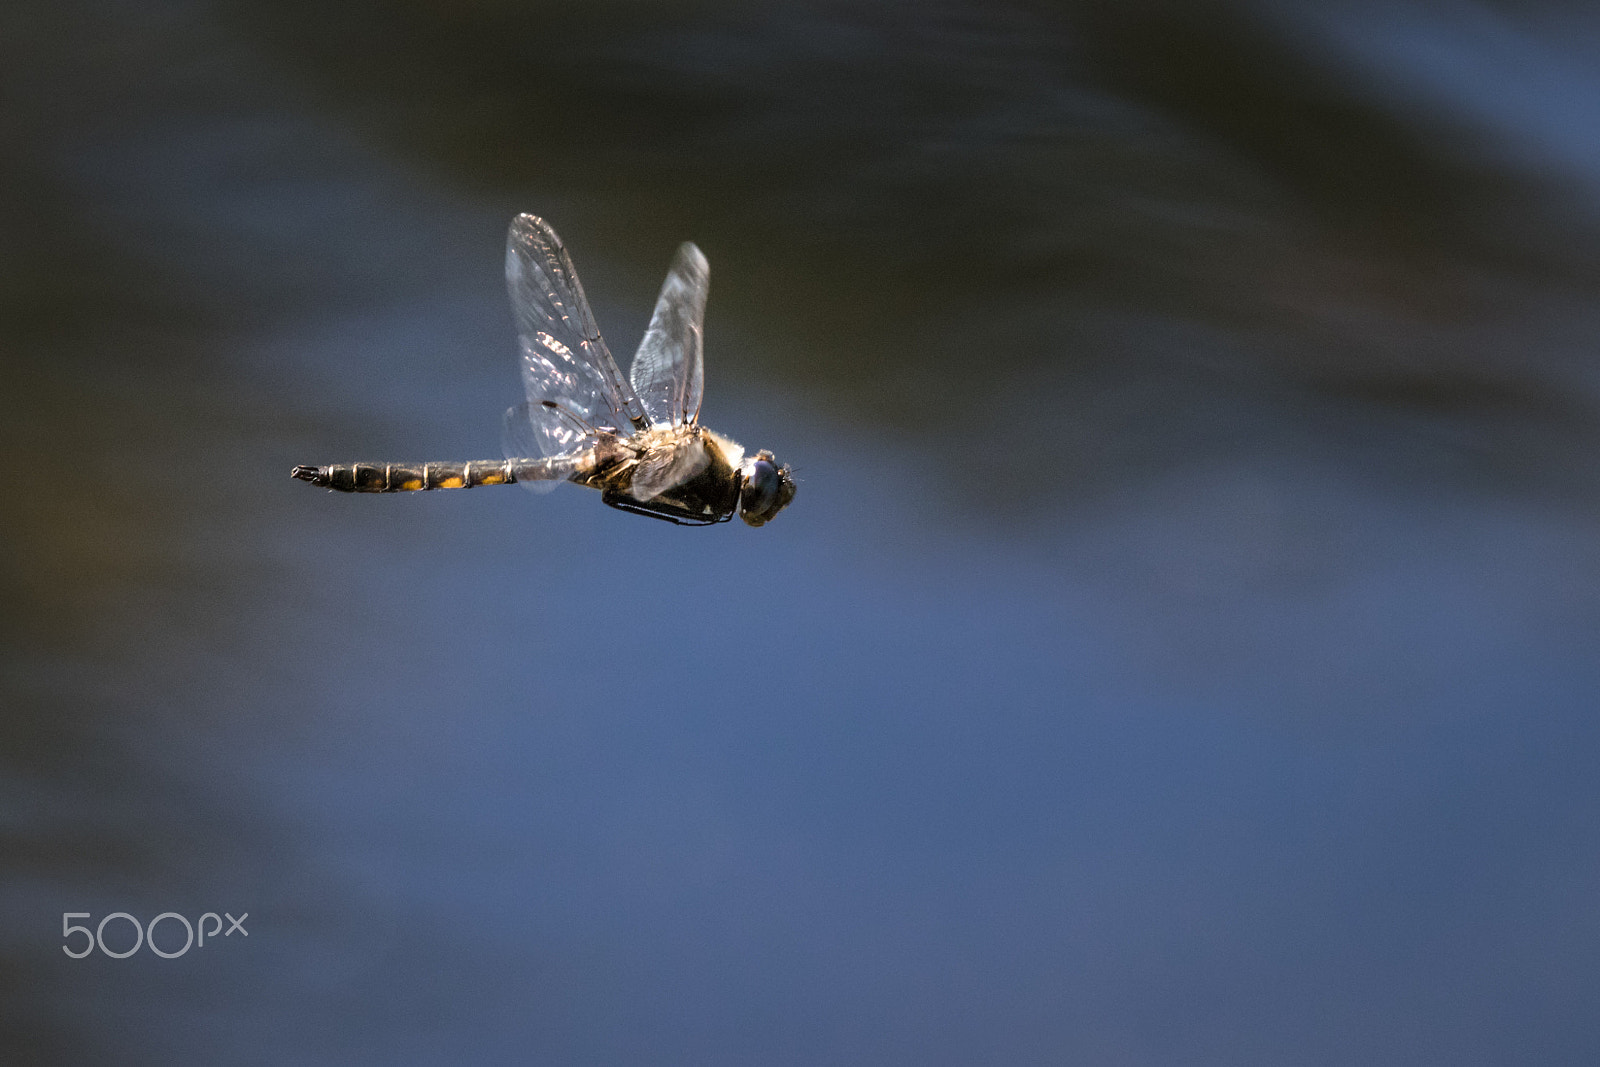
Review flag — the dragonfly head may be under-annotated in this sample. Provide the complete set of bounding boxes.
[737,450,796,527]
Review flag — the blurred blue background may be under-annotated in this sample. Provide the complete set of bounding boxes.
[4,1,1599,1062]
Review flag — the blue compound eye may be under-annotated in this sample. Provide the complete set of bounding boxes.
[739,456,794,526]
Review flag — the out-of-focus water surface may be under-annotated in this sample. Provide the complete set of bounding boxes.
[4,0,1600,1062]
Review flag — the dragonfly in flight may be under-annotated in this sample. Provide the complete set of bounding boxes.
[292,214,796,526]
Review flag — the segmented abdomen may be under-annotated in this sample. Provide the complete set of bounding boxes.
[291,460,547,492]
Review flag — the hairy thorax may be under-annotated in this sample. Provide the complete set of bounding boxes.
[576,424,745,522]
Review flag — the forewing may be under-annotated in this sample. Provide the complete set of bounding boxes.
[630,437,710,502]
[629,242,708,427]
[502,401,587,495]
[506,214,648,433]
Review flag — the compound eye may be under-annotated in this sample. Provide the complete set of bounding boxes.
[740,459,782,521]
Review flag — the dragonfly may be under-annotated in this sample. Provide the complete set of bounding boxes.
[292,214,796,526]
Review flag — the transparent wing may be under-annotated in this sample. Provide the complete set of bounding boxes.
[502,402,589,494]
[506,214,649,437]
[629,242,708,427]
[630,437,710,502]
